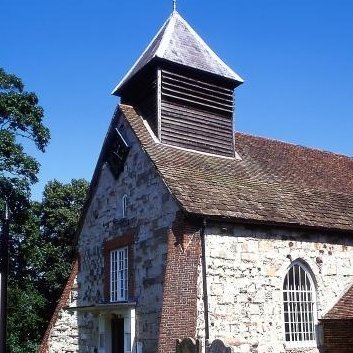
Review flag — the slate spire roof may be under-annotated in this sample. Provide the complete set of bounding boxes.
[112,10,243,94]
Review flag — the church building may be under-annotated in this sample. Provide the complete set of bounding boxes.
[39,9,353,353]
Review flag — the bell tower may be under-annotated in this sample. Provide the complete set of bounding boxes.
[112,11,243,157]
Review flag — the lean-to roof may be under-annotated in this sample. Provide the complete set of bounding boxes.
[323,284,353,320]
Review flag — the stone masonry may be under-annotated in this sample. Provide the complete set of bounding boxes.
[39,261,79,353]
[196,223,353,353]
[76,112,180,353]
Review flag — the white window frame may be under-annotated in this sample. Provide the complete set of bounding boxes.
[122,194,128,218]
[282,260,317,349]
[110,247,128,302]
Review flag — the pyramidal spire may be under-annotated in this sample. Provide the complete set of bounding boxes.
[114,10,244,158]
[112,11,243,95]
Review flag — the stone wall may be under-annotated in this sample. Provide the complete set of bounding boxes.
[76,112,180,353]
[38,261,79,353]
[196,223,353,353]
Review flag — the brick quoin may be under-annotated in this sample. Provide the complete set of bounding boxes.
[323,320,353,353]
[157,212,202,353]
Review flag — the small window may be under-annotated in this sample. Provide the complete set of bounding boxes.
[122,194,128,218]
[110,247,128,302]
[283,261,317,348]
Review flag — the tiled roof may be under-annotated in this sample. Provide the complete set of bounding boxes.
[113,11,243,94]
[323,284,353,320]
[120,104,353,232]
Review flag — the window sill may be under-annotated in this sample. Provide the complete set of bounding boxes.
[65,301,137,312]
[284,342,318,352]
[285,347,319,353]
[113,217,129,225]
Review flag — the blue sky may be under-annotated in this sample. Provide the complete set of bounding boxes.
[1,0,352,200]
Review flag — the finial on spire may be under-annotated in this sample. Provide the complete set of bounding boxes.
[173,0,177,12]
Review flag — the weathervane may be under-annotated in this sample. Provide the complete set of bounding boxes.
[173,0,177,12]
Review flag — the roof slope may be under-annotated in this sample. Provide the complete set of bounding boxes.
[323,284,353,320]
[113,11,243,94]
[120,104,353,232]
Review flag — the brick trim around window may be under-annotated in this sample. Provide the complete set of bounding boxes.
[103,232,135,302]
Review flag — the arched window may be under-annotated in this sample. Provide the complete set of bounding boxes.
[283,261,317,347]
[122,194,128,218]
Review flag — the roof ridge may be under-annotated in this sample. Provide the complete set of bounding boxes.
[111,13,172,94]
[155,11,177,58]
[235,131,353,160]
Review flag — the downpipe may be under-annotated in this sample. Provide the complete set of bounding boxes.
[200,218,209,351]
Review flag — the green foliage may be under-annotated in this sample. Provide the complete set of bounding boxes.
[0,65,88,353]
[0,67,50,353]
[7,179,89,353]
[39,179,89,298]
[0,67,50,212]
[8,283,47,353]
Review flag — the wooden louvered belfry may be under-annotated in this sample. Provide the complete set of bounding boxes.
[112,10,243,157]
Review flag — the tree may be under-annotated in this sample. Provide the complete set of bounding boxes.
[0,67,50,213]
[0,67,50,353]
[7,178,89,353]
[39,179,89,305]
[0,68,88,352]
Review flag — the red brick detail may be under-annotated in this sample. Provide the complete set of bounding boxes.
[323,320,353,353]
[38,260,78,353]
[103,232,135,301]
[157,213,202,353]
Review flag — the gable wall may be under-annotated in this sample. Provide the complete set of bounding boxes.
[196,223,353,353]
[75,114,180,353]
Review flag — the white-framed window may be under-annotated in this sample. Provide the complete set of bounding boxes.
[110,247,128,302]
[283,261,317,348]
[122,194,128,218]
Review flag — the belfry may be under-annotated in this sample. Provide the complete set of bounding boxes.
[112,10,243,157]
